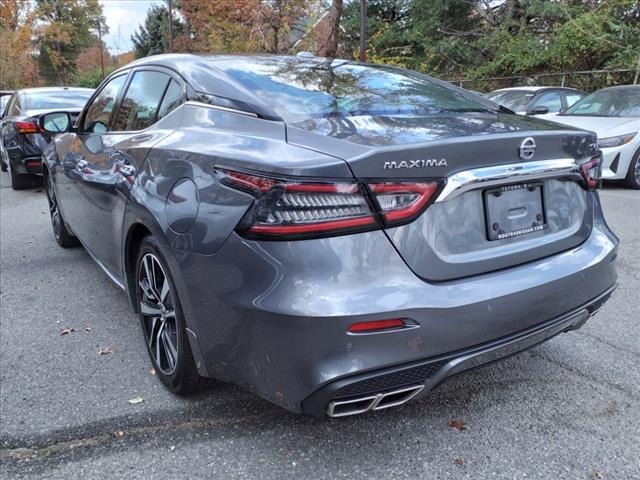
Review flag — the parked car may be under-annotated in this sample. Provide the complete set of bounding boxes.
[0,87,93,189]
[0,90,13,118]
[40,54,617,417]
[485,86,585,119]
[549,85,640,189]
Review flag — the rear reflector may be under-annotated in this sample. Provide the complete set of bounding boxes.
[16,121,40,134]
[25,160,42,168]
[348,319,405,333]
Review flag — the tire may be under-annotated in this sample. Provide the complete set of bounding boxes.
[624,149,640,190]
[9,164,30,190]
[135,235,205,394]
[44,169,79,247]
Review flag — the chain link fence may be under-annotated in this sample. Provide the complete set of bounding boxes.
[453,69,638,93]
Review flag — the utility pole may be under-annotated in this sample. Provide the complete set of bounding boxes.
[168,0,174,53]
[359,0,366,62]
[95,19,105,79]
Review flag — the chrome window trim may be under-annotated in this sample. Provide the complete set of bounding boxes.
[186,100,259,118]
[436,158,581,202]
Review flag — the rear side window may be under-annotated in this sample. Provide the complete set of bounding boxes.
[7,93,22,116]
[83,75,127,134]
[157,80,183,121]
[113,71,171,131]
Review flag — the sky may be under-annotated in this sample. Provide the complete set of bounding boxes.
[99,0,162,54]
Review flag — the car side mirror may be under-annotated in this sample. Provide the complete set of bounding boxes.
[39,112,71,133]
[558,108,567,115]
[528,105,550,116]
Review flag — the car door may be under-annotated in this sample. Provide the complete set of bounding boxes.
[58,73,129,256]
[67,68,185,278]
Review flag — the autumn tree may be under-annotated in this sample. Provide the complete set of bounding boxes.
[33,0,105,84]
[0,0,39,88]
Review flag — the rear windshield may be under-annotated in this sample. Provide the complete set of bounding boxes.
[217,58,493,120]
[485,90,535,112]
[27,90,93,110]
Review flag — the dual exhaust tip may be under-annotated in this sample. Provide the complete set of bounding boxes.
[326,384,425,418]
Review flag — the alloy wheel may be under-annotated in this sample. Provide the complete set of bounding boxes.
[138,253,179,376]
[46,173,62,240]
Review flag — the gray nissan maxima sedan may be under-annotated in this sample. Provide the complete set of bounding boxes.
[39,54,618,417]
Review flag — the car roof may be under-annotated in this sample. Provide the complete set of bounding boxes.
[490,86,579,93]
[597,85,640,92]
[16,87,94,94]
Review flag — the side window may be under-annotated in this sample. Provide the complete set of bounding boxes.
[82,75,127,134]
[113,71,171,131]
[565,92,584,108]
[532,91,562,112]
[157,80,184,121]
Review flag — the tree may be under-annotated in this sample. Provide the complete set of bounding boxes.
[131,4,186,58]
[33,0,105,84]
[0,0,39,88]
[316,0,343,57]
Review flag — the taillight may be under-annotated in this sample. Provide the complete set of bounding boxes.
[217,169,378,239]
[218,169,442,239]
[368,182,440,226]
[579,154,602,190]
[16,121,41,134]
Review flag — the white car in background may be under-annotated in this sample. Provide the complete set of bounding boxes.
[485,86,585,120]
[550,85,640,189]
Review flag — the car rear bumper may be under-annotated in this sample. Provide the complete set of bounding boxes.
[165,192,618,414]
[306,285,615,417]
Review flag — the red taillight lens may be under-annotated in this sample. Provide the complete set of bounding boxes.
[579,155,602,190]
[368,182,440,226]
[348,318,405,333]
[218,169,378,239]
[16,121,41,134]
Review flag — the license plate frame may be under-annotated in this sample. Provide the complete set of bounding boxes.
[484,182,546,241]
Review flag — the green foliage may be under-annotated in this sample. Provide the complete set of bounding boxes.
[131,5,186,58]
[73,66,114,88]
[342,0,640,90]
[34,0,105,84]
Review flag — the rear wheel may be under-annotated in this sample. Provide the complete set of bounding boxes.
[624,149,640,190]
[9,163,30,190]
[136,236,205,394]
[44,170,79,247]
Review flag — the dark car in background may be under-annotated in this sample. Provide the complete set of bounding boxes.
[40,54,617,417]
[0,87,93,189]
[485,86,585,119]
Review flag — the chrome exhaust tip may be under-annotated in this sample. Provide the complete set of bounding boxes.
[326,384,425,418]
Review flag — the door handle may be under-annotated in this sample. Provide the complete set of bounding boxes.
[118,164,135,176]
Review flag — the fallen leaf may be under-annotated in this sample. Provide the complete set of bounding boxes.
[114,430,125,438]
[97,346,114,355]
[169,446,175,452]
[149,368,156,376]
[60,328,75,336]
[593,472,604,479]
[84,325,92,332]
[448,419,468,431]
[128,397,144,405]
[453,458,464,466]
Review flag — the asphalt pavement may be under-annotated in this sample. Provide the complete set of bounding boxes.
[1,171,639,480]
